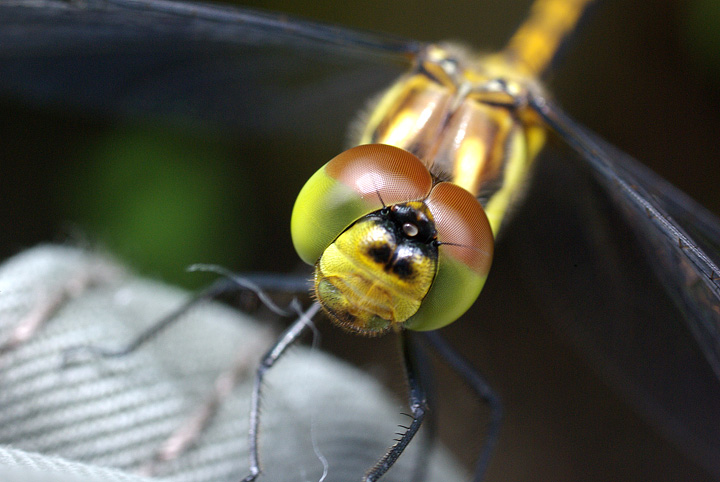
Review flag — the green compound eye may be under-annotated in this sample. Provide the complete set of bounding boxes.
[405,181,494,331]
[291,144,434,265]
[291,144,494,335]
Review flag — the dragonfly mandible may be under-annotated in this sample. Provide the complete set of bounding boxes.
[0,0,719,481]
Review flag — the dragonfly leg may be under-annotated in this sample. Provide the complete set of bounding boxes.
[137,324,275,476]
[62,270,311,364]
[406,331,437,482]
[364,330,429,482]
[242,301,322,482]
[420,331,502,482]
[210,270,311,294]
[62,276,238,364]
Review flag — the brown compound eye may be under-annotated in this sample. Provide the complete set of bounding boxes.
[425,181,494,277]
[291,143,495,334]
[325,143,433,205]
[403,181,494,332]
[291,144,433,265]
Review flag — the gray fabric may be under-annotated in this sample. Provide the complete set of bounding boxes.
[0,246,465,482]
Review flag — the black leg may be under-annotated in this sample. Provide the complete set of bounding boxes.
[63,269,311,364]
[420,330,502,482]
[407,331,436,482]
[242,301,322,482]
[68,269,312,475]
[364,330,429,482]
[187,265,312,300]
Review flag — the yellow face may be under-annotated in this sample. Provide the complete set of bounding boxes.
[315,202,439,335]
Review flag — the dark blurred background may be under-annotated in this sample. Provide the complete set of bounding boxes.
[1,0,719,481]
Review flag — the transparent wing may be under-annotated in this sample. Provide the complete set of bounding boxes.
[528,95,720,478]
[535,96,720,376]
[0,0,420,135]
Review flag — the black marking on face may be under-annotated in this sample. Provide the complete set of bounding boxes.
[391,258,414,279]
[367,244,393,264]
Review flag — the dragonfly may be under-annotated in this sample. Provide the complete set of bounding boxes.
[1,0,719,481]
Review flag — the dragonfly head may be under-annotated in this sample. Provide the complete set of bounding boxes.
[291,144,494,335]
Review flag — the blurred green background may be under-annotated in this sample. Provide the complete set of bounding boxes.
[1,1,719,481]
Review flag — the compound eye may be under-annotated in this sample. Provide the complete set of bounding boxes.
[326,144,433,205]
[291,144,433,265]
[425,182,493,277]
[404,182,494,331]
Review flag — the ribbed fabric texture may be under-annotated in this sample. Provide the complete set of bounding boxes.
[0,246,465,482]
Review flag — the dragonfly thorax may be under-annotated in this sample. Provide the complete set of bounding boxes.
[356,44,547,235]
